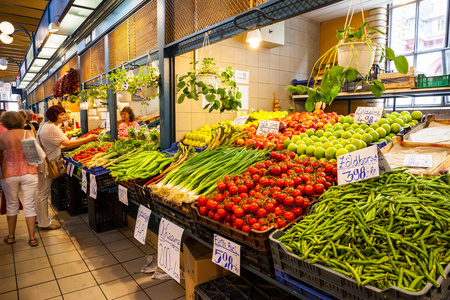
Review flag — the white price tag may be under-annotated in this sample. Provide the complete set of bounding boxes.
[89,174,97,199]
[337,145,390,185]
[106,112,110,131]
[69,164,75,177]
[256,120,280,136]
[66,163,71,175]
[118,185,128,206]
[403,154,432,168]
[81,169,87,193]
[231,115,249,126]
[134,205,152,245]
[157,218,184,283]
[212,234,241,276]
[354,107,384,124]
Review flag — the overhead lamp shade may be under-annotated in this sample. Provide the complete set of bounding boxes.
[246,29,262,48]
[0,21,14,35]
[0,81,4,88]
[0,57,7,66]
[48,22,60,33]
[0,65,7,70]
[0,33,13,44]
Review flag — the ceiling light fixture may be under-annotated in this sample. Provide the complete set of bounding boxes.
[0,21,14,35]
[0,32,13,44]
[48,15,60,33]
[246,29,262,48]
[0,21,33,44]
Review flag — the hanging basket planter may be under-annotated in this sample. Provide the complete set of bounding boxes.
[79,102,89,110]
[116,90,132,103]
[338,42,376,76]
[141,85,158,98]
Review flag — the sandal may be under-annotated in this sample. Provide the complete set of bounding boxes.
[39,224,61,230]
[3,235,15,244]
[28,238,38,247]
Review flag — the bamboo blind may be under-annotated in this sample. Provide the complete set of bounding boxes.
[57,56,78,79]
[44,75,56,98]
[80,38,105,83]
[36,85,44,101]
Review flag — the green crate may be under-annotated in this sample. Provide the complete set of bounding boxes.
[417,74,450,88]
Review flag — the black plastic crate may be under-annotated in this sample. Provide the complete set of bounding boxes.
[196,223,275,278]
[88,188,127,233]
[94,173,116,190]
[64,175,88,216]
[51,176,68,211]
[137,194,156,211]
[153,200,198,235]
[194,270,298,300]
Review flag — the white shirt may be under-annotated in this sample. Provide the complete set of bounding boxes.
[37,121,68,161]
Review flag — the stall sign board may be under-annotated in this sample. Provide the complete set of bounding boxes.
[157,218,184,283]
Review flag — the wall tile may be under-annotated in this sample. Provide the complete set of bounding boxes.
[269,55,280,70]
[289,58,300,73]
[269,47,280,55]
[221,45,235,64]
[248,66,259,83]
[291,17,300,29]
[206,113,221,125]
[234,48,247,65]
[175,94,192,113]
[258,68,270,84]
[280,70,292,86]
[279,56,290,72]
[209,44,221,62]
[258,52,270,67]
[257,83,270,100]
[247,49,259,67]
[279,43,290,57]
[269,70,280,85]
[176,130,189,141]
[191,113,207,130]
[176,112,192,132]
[220,112,236,122]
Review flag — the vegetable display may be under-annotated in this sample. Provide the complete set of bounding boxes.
[278,168,450,292]
[197,150,337,233]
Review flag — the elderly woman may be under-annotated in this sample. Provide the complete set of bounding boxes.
[36,105,98,230]
[0,112,39,246]
[24,110,39,132]
[118,106,139,139]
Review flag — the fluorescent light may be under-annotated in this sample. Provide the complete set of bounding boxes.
[30,58,48,68]
[0,21,14,35]
[0,33,13,44]
[22,72,37,80]
[45,34,67,48]
[37,47,58,59]
[246,29,262,48]
[28,66,42,73]
[59,6,91,35]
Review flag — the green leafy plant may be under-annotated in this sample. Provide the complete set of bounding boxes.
[106,68,128,93]
[140,65,159,89]
[286,22,409,112]
[86,84,108,102]
[177,57,242,113]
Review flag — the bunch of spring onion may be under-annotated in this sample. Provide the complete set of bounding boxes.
[206,123,248,150]
[149,146,269,205]
[108,151,173,181]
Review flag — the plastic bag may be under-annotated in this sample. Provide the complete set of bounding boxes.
[21,134,46,166]
[141,255,157,274]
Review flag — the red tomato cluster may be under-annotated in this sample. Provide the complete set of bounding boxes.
[236,110,341,150]
[72,145,110,161]
[78,128,102,139]
[197,150,337,233]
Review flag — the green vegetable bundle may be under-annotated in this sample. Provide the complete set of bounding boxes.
[279,168,450,292]
[150,146,269,204]
[108,151,172,181]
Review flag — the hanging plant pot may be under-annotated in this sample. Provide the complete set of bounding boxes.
[116,90,132,103]
[79,102,89,110]
[95,99,106,107]
[196,73,218,88]
[141,85,158,98]
[338,42,375,76]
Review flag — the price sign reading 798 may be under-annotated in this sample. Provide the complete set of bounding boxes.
[212,234,240,275]
[337,145,380,185]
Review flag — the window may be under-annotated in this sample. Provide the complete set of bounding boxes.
[388,0,450,107]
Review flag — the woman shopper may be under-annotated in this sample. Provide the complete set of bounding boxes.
[36,105,98,230]
[24,110,39,132]
[118,106,139,139]
[0,112,39,246]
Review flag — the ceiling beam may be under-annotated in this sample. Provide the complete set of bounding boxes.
[2,3,44,19]
[0,13,40,26]
[0,0,47,10]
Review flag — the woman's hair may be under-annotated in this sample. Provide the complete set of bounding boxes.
[18,110,27,121]
[46,105,66,122]
[1,111,25,130]
[121,106,135,122]
[37,114,44,121]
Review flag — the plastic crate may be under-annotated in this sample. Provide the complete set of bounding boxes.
[88,188,127,233]
[196,223,275,277]
[270,230,450,300]
[134,178,149,197]
[137,194,156,211]
[275,268,334,300]
[114,178,135,191]
[161,141,206,157]
[417,74,450,88]
[64,175,88,216]
[153,199,198,235]
[194,270,298,300]
[84,166,110,176]
[94,173,116,190]
[192,200,314,252]
[51,176,68,211]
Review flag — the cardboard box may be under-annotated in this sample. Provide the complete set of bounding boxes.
[184,237,229,300]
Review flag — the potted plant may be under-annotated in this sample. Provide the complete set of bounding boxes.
[177,57,242,112]
[76,89,89,110]
[86,84,108,107]
[285,21,409,112]
[107,68,132,102]
[140,65,159,98]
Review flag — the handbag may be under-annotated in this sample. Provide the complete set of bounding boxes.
[37,128,66,179]
[21,130,46,166]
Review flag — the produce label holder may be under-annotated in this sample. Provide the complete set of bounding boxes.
[81,169,87,193]
[354,107,384,124]
[157,218,184,283]
[69,163,74,177]
[338,145,391,185]
[134,204,151,245]
[403,154,433,168]
[89,174,97,199]
[256,120,280,136]
[118,185,129,205]
[213,234,241,276]
[231,115,249,126]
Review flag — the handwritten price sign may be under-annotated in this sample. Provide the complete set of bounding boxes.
[69,164,75,177]
[256,120,280,136]
[158,218,184,283]
[354,107,384,124]
[231,115,249,126]
[338,145,390,185]
[403,154,432,168]
[89,174,97,199]
[118,185,128,206]
[81,169,87,193]
[212,234,241,275]
[134,205,151,245]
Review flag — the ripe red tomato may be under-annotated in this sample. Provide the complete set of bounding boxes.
[332,167,338,176]
[294,196,304,207]
[275,178,285,188]
[269,166,281,176]
[252,222,261,231]
[304,185,315,195]
[274,206,284,216]
[234,207,245,217]
[206,200,218,211]
[259,177,269,186]
[256,208,268,218]
[296,185,305,195]
[280,164,288,173]
[238,185,248,193]
[199,206,208,215]
[276,218,287,228]
[314,183,325,194]
[208,210,215,218]
[260,225,269,231]
[229,185,239,195]
[292,207,303,216]
[242,225,251,233]
[217,180,226,191]
[302,198,310,210]
[284,196,294,206]
[197,195,206,207]
[284,179,295,187]
[214,194,223,202]
[264,203,275,213]
[249,203,259,214]
[283,211,296,222]
[214,212,223,221]
[234,218,244,228]
[244,180,254,189]
[248,217,258,225]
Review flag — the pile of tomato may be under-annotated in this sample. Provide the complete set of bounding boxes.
[72,145,110,161]
[197,150,338,233]
[78,128,102,139]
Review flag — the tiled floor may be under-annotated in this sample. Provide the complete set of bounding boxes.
[0,206,186,300]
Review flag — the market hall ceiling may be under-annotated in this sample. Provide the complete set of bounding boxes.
[0,0,48,78]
